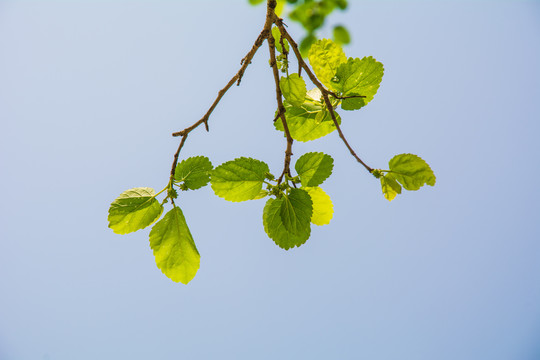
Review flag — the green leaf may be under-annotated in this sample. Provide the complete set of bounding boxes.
[280,73,306,107]
[280,189,313,236]
[295,152,334,187]
[272,26,289,54]
[304,186,333,225]
[262,197,311,250]
[248,0,264,4]
[341,96,365,111]
[274,94,341,142]
[333,25,351,45]
[308,39,347,90]
[388,154,436,191]
[108,187,163,235]
[380,174,402,201]
[333,57,384,107]
[174,156,213,190]
[149,207,200,284]
[211,157,270,202]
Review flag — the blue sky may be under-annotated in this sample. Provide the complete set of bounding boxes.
[1,1,539,359]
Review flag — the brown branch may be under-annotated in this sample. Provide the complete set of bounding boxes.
[275,20,374,173]
[171,2,277,138]
[268,18,294,184]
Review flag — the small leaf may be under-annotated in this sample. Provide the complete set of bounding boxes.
[308,39,347,89]
[334,57,384,107]
[248,0,264,4]
[174,156,213,190]
[333,25,351,45]
[388,154,436,191]
[295,152,334,187]
[280,73,306,107]
[380,174,402,201]
[211,157,270,202]
[272,26,289,54]
[108,187,163,235]
[280,189,313,236]
[149,207,200,284]
[304,187,333,225]
[263,197,311,250]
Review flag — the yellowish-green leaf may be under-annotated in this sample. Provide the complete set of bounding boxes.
[389,154,436,191]
[295,152,334,187]
[108,187,163,235]
[149,207,200,284]
[272,26,289,54]
[380,174,402,201]
[211,157,269,202]
[274,99,341,142]
[333,57,384,108]
[308,39,347,89]
[304,187,333,225]
[174,156,213,190]
[280,73,306,107]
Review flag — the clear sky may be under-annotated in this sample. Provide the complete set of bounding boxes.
[1,1,539,359]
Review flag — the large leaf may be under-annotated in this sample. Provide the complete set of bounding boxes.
[308,39,347,89]
[333,57,384,109]
[304,187,333,225]
[280,73,306,107]
[174,156,213,190]
[211,157,269,202]
[280,189,313,236]
[108,187,163,235]
[274,99,341,142]
[263,198,311,250]
[388,154,436,191]
[295,152,334,187]
[380,174,402,201]
[149,207,200,284]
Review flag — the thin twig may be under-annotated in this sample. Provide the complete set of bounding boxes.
[275,20,374,173]
[268,20,294,184]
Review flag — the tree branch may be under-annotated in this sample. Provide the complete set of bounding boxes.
[275,20,374,173]
[267,22,294,184]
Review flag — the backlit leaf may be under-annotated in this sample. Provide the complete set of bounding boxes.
[272,26,289,54]
[149,207,200,284]
[263,197,311,250]
[388,154,436,191]
[211,157,270,202]
[308,39,347,89]
[280,189,313,235]
[274,99,341,142]
[380,174,402,201]
[280,73,306,107]
[174,156,213,190]
[333,57,384,107]
[295,152,334,187]
[108,187,163,235]
[304,187,333,225]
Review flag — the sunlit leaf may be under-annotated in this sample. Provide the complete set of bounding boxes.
[388,154,436,191]
[108,187,163,234]
[149,207,200,284]
[211,157,270,202]
[174,156,213,190]
[304,186,333,225]
[295,152,334,187]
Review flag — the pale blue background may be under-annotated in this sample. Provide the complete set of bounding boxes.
[1,1,539,359]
